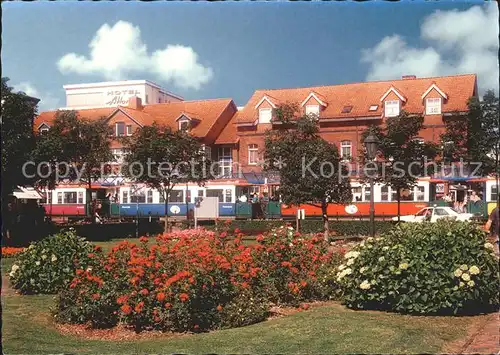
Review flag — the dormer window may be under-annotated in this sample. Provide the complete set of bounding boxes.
[40,127,49,134]
[179,119,190,132]
[305,105,320,116]
[259,108,272,124]
[384,100,399,117]
[369,105,378,111]
[425,98,441,115]
[126,125,132,136]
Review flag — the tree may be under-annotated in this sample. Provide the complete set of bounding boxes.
[31,110,113,222]
[1,77,37,201]
[361,111,439,221]
[441,91,499,176]
[123,123,210,232]
[264,103,352,242]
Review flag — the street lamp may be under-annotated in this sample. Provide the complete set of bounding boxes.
[364,133,380,238]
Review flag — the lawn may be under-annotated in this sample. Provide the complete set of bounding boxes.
[0,238,479,354]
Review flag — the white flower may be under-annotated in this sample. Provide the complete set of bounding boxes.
[484,242,495,250]
[378,256,385,262]
[347,258,355,266]
[344,251,360,259]
[469,265,480,275]
[460,264,468,271]
[399,263,409,270]
[382,246,389,251]
[51,254,57,262]
[86,267,92,272]
[367,237,374,242]
[11,264,19,273]
[461,273,471,281]
[359,241,365,247]
[452,286,459,291]
[360,267,367,274]
[454,269,463,278]
[338,264,346,271]
[41,254,47,260]
[30,278,35,284]
[359,280,371,290]
[459,281,465,287]
[35,261,41,266]
[336,268,352,280]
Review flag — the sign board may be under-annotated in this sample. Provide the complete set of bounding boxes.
[436,183,445,193]
[297,208,305,220]
[104,89,141,106]
[170,205,181,215]
[195,196,219,219]
[345,205,358,214]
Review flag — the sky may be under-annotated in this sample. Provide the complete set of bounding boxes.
[2,1,498,111]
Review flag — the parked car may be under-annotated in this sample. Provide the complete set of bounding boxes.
[392,206,474,223]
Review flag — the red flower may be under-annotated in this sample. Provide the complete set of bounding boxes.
[216,305,223,311]
[134,301,145,313]
[156,292,166,302]
[92,293,100,300]
[179,293,189,302]
[139,236,149,243]
[194,324,200,329]
[140,288,149,296]
[300,280,307,287]
[301,303,310,310]
[234,228,241,234]
[87,253,94,258]
[256,235,264,242]
[164,302,172,309]
[121,304,132,315]
[117,295,128,304]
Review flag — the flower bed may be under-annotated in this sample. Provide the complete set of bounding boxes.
[55,227,341,332]
[337,220,500,315]
[2,246,25,258]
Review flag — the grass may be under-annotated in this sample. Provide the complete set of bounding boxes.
[1,238,477,354]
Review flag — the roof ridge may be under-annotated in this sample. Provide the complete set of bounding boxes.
[253,73,477,93]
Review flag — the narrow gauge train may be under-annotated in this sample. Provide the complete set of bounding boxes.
[39,179,498,221]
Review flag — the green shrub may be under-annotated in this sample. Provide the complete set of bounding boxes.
[337,220,499,315]
[8,229,99,294]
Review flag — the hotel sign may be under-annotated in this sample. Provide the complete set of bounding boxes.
[104,89,141,106]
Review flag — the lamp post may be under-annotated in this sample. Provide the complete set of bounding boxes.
[364,133,380,238]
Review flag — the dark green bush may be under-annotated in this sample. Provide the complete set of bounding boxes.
[337,220,499,315]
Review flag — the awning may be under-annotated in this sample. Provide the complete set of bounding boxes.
[12,187,42,200]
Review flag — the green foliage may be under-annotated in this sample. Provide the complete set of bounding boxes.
[8,229,98,294]
[337,220,499,314]
[1,77,37,198]
[264,103,352,240]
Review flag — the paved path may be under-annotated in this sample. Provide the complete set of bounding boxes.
[461,311,499,354]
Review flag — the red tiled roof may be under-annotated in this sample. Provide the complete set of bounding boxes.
[215,112,240,144]
[35,99,234,138]
[236,74,477,124]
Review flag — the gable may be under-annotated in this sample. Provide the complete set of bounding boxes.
[421,83,448,100]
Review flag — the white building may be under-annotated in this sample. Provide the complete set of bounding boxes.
[61,80,183,109]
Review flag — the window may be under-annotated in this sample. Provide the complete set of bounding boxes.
[40,127,49,134]
[491,185,498,202]
[112,148,129,163]
[64,192,77,204]
[369,104,378,111]
[78,191,84,204]
[384,100,399,117]
[259,108,272,124]
[426,98,441,115]
[179,119,190,132]
[416,208,431,217]
[392,188,398,202]
[130,190,146,203]
[206,189,223,202]
[416,186,425,201]
[158,97,162,103]
[434,208,449,216]
[305,105,320,116]
[169,190,184,203]
[57,192,63,204]
[126,125,132,136]
[225,189,233,203]
[400,188,414,201]
[115,122,125,136]
[218,147,232,177]
[122,190,128,204]
[147,190,153,203]
[352,187,362,202]
[363,186,371,202]
[248,144,259,165]
[145,94,149,104]
[341,105,353,114]
[381,186,389,201]
[340,141,352,161]
[45,191,52,204]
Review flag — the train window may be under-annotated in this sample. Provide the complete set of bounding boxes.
[491,185,498,202]
[78,191,84,204]
[381,186,389,201]
[225,189,232,203]
[416,186,425,201]
[169,190,184,203]
[363,186,371,202]
[64,192,77,204]
[122,190,128,204]
[206,189,223,202]
[400,188,414,201]
[57,192,63,204]
[392,188,397,201]
[186,190,192,203]
[147,190,153,203]
[198,190,204,197]
[45,191,52,204]
[131,191,146,203]
[352,187,362,202]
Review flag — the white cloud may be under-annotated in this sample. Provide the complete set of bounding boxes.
[57,21,213,90]
[13,82,60,111]
[362,3,499,94]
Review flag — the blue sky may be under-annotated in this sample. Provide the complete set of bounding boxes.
[3,1,498,111]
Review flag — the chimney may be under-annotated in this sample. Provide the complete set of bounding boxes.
[402,75,416,80]
[128,96,143,110]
